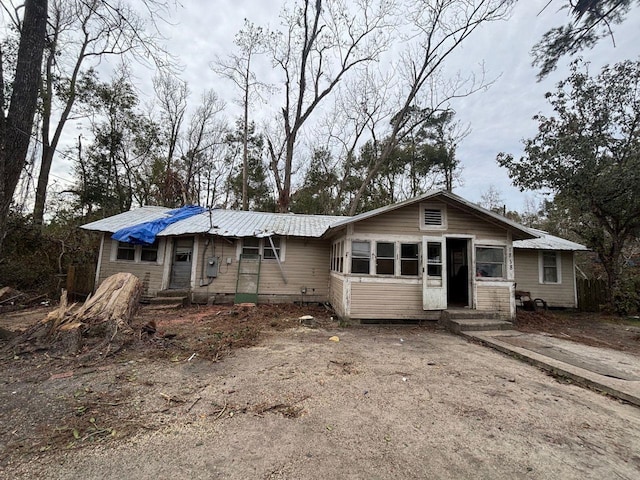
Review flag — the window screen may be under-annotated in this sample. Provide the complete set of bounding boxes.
[351,241,370,274]
[376,242,395,275]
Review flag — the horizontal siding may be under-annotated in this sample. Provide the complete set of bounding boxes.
[192,236,331,300]
[353,200,508,241]
[98,234,165,296]
[350,281,423,319]
[514,250,576,307]
[476,284,512,313]
[329,275,345,317]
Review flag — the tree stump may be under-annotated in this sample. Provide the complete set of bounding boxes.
[2,272,143,360]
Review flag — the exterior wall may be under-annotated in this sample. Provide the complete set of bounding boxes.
[328,274,346,318]
[353,201,508,241]
[349,278,424,319]
[475,282,514,317]
[514,249,577,308]
[190,235,331,304]
[96,234,166,297]
[333,198,516,320]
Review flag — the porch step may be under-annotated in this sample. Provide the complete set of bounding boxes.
[156,289,190,298]
[147,289,190,309]
[440,310,512,334]
[440,317,513,334]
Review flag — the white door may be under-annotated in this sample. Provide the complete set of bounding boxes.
[422,237,447,310]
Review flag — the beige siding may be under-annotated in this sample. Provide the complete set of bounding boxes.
[349,280,424,319]
[97,234,165,296]
[191,236,331,302]
[514,250,576,307]
[353,200,508,241]
[329,274,345,317]
[476,283,512,315]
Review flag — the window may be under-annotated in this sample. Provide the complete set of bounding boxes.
[400,243,419,276]
[351,241,371,274]
[242,237,260,256]
[376,242,395,275]
[540,251,560,283]
[113,239,163,264]
[263,237,281,259]
[116,242,135,261]
[426,242,443,277]
[331,240,344,273]
[140,240,159,262]
[476,246,505,278]
[241,237,285,260]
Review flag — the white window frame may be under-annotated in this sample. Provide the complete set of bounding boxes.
[475,245,505,279]
[539,250,562,284]
[238,236,286,261]
[110,239,164,264]
[351,240,371,275]
[419,202,447,231]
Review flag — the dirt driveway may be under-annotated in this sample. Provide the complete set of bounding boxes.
[2,307,640,479]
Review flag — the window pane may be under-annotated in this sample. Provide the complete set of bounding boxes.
[377,242,394,258]
[401,243,418,259]
[427,243,441,263]
[476,247,503,263]
[377,258,394,275]
[117,242,135,261]
[242,237,260,255]
[401,260,419,276]
[352,258,370,274]
[141,241,158,262]
[352,241,370,258]
[264,237,281,259]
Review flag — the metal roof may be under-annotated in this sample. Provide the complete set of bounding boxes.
[514,228,587,251]
[159,209,347,238]
[326,189,537,241]
[81,206,347,238]
[80,196,586,251]
[80,206,172,233]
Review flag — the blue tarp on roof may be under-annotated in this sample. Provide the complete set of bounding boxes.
[111,205,205,245]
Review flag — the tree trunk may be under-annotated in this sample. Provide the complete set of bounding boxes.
[0,0,48,254]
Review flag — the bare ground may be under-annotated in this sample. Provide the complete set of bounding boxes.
[1,305,640,479]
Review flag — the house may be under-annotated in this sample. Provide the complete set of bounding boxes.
[81,190,587,320]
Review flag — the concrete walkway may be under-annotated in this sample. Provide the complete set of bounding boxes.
[462,329,640,407]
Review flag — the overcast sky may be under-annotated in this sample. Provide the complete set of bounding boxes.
[38,1,640,212]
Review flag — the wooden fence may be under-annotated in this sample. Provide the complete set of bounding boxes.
[65,264,96,302]
[576,278,607,312]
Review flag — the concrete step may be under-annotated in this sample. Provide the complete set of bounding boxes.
[147,296,187,308]
[156,289,190,298]
[441,317,513,334]
[443,309,501,320]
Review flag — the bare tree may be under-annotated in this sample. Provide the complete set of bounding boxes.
[29,0,175,224]
[0,0,48,254]
[347,0,512,215]
[265,0,396,212]
[213,20,270,210]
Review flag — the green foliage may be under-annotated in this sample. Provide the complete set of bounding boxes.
[532,0,637,79]
[225,120,274,211]
[498,59,640,312]
[0,211,99,296]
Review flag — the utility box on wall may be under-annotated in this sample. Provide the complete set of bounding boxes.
[206,257,219,278]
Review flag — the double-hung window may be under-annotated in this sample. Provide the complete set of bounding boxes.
[114,239,162,263]
[376,242,395,275]
[241,236,284,260]
[540,251,560,284]
[351,241,371,274]
[401,243,419,276]
[476,246,505,278]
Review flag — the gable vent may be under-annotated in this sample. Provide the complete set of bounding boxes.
[424,208,442,226]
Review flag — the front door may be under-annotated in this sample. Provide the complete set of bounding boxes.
[447,238,470,307]
[422,237,447,310]
[169,237,194,289]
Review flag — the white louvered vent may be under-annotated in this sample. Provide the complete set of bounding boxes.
[423,208,442,226]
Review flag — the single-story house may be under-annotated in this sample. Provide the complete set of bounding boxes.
[81,190,587,320]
